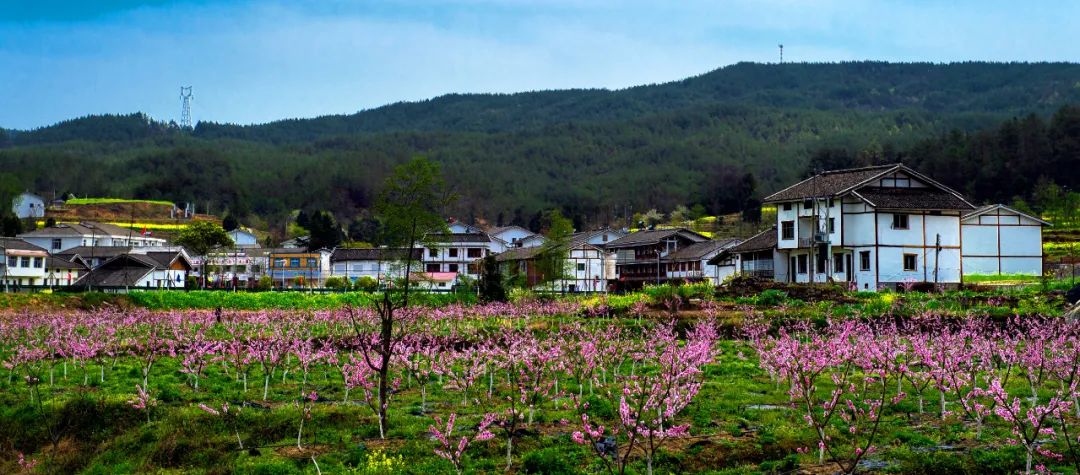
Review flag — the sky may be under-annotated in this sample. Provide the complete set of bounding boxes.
[1,0,1078,130]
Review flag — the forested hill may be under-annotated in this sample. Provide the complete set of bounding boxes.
[2,61,1080,233]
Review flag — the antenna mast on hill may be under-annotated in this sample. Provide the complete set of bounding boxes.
[180,86,194,129]
[778,44,784,64]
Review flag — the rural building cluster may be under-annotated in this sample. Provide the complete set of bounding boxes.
[3,164,1046,292]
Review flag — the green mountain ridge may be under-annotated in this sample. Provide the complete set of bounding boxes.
[1,61,1079,232]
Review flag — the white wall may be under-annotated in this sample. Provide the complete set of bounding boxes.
[961,208,1044,276]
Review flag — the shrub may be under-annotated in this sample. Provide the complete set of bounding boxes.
[355,276,379,291]
[324,276,347,290]
[256,275,273,291]
[523,447,578,474]
[755,289,788,306]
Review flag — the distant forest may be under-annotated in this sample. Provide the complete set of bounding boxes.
[2,61,1080,237]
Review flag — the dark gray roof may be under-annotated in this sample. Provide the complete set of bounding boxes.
[18,221,154,239]
[853,187,973,210]
[494,246,544,262]
[143,251,190,269]
[663,239,740,262]
[764,165,898,202]
[74,254,157,287]
[56,246,133,259]
[0,238,47,252]
[331,248,422,262]
[427,233,491,243]
[46,255,87,270]
[730,227,778,253]
[604,228,708,249]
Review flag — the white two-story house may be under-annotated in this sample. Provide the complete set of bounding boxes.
[420,221,494,281]
[19,222,166,253]
[330,247,422,285]
[763,164,977,290]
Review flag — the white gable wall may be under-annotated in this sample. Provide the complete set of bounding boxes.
[961,207,1044,276]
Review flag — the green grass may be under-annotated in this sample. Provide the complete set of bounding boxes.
[65,197,175,206]
[963,273,1043,283]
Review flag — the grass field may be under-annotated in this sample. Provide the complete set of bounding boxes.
[64,198,176,206]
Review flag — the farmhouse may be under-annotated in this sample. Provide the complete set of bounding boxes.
[961,204,1049,276]
[18,221,167,253]
[0,238,48,288]
[74,250,191,290]
[44,255,88,287]
[663,238,740,286]
[492,234,614,292]
[227,228,260,248]
[605,228,710,289]
[708,227,780,281]
[752,163,1046,290]
[11,192,45,219]
[486,226,541,253]
[421,221,494,280]
[330,247,423,285]
[267,248,330,288]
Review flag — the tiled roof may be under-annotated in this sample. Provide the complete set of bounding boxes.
[663,239,740,262]
[763,165,899,202]
[604,228,708,249]
[0,238,47,252]
[331,248,422,262]
[56,246,133,258]
[427,233,491,243]
[729,227,778,253]
[853,187,973,210]
[494,246,545,262]
[46,255,87,270]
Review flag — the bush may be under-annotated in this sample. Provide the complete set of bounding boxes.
[324,276,347,290]
[523,447,578,474]
[355,276,379,291]
[755,289,788,306]
[256,275,273,291]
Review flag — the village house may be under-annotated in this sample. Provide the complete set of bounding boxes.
[11,192,45,220]
[267,248,330,288]
[329,247,423,286]
[0,238,48,288]
[605,228,710,289]
[491,235,614,293]
[74,250,192,290]
[226,228,260,249]
[190,249,268,288]
[754,163,1048,290]
[18,221,167,253]
[420,221,494,281]
[960,204,1049,276]
[709,227,780,281]
[44,255,88,287]
[486,226,542,253]
[663,238,740,286]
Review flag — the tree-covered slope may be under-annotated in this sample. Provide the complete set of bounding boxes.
[2,61,1079,231]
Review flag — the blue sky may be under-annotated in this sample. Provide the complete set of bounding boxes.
[1,0,1078,130]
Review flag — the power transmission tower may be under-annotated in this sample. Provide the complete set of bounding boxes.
[180,86,194,129]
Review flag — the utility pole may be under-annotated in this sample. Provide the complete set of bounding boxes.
[778,44,784,64]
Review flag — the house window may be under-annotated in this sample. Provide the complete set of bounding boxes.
[449,248,459,258]
[426,264,440,273]
[782,203,792,211]
[577,263,586,271]
[827,218,835,233]
[833,253,844,273]
[781,221,795,240]
[859,251,871,271]
[448,264,459,272]
[428,248,438,258]
[892,214,909,230]
[307,258,317,268]
[796,255,808,274]
[33,257,43,268]
[802,200,813,210]
[467,248,482,258]
[20,257,30,267]
[602,234,609,242]
[903,254,917,272]
[7,256,16,268]
[289,258,301,267]
[51,239,62,250]
[816,252,826,273]
[828,198,835,208]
